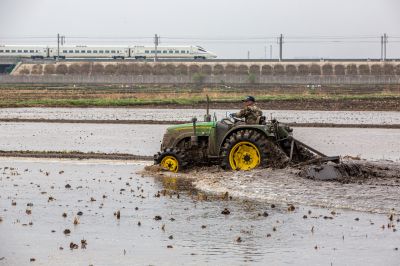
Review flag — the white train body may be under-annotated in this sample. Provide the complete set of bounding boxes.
[0,45,48,59]
[49,45,129,59]
[131,45,216,59]
[0,44,216,60]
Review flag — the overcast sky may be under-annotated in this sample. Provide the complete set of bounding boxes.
[1,0,399,59]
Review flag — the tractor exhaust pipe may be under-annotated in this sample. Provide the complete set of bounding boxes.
[204,95,211,122]
[191,117,198,146]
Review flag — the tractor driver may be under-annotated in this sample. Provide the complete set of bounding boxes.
[230,96,263,124]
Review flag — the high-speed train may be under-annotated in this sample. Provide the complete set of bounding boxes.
[0,45,217,60]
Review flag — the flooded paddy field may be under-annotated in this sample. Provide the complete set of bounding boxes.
[1,108,400,125]
[0,122,399,161]
[1,158,399,265]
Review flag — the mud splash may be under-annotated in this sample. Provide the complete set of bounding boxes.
[145,160,400,214]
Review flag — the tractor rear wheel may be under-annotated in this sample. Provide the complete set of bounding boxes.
[221,130,289,170]
[154,148,187,173]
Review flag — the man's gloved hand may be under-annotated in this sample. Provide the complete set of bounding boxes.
[229,113,237,118]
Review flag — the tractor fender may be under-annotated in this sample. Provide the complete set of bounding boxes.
[217,125,273,155]
[171,132,194,148]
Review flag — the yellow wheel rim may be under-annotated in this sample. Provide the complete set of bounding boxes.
[229,141,261,170]
[160,156,179,172]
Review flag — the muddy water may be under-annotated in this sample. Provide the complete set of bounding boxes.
[0,122,399,161]
[188,163,400,214]
[1,158,399,265]
[1,108,400,125]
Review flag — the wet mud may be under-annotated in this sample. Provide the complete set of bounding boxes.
[1,158,400,265]
[1,108,400,125]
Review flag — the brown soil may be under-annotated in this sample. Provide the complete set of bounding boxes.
[0,150,153,161]
[0,118,398,128]
[0,84,399,111]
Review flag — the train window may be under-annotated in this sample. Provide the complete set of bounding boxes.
[181,50,185,53]
[6,50,10,53]
[105,50,110,53]
[187,50,189,53]
[87,50,92,53]
[75,50,79,53]
[18,50,22,53]
[93,50,98,53]
[30,50,34,53]
[0,50,3,53]
[163,50,167,53]
[63,50,67,53]
[111,50,116,53]
[36,50,39,53]
[169,50,173,54]
[145,50,149,53]
[99,50,104,53]
[151,50,155,53]
[117,50,120,53]
[24,50,28,53]
[175,50,179,53]
[12,50,16,53]
[81,50,85,53]
[69,50,73,53]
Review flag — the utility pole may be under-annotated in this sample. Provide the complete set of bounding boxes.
[154,34,160,62]
[278,34,283,61]
[57,33,65,60]
[383,33,388,61]
[381,35,384,60]
[270,45,272,59]
[247,51,250,59]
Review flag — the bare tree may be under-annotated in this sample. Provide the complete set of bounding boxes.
[31,64,43,75]
[358,64,370,75]
[141,64,153,75]
[201,64,212,75]
[273,64,284,75]
[68,64,81,74]
[176,64,188,75]
[237,65,249,75]
[116,64,129,75]
[189,64,200,75]
[80,63,91,75]
[383,64,395,75]
[92,64,105,75]
[261,65,272,75]
[310,64,321,75]
[249,65,260,75]
[213,64,224,75]
[55,64,68,75]
[334,64,345,75]
[370,64,382,75]
[44,64,55,74]
[322,64,333,75]
[298,64,310,75]
[104,64,117,75]
[225,64,237,75]
[346,64,358,75]
[19,67,30,75]
[165,64,176,75]
[396,64,400,75]
[285,64,297,76]
[152,64,167,75]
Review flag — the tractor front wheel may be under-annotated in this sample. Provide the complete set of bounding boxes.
[154,148,187,172]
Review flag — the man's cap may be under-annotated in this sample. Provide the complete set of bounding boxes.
[242,96,255,102]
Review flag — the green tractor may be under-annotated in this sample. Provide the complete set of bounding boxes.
[154,97,339,172]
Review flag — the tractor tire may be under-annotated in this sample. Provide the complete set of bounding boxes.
[221,129,289,170]
[154,148,188,173]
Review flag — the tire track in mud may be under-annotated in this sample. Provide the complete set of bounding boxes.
[0,118,399,129]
